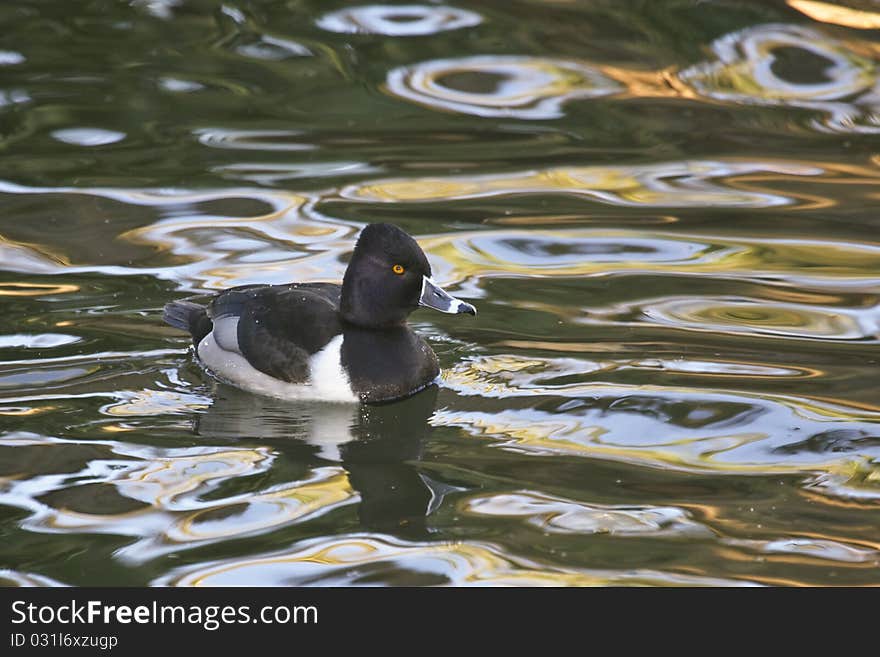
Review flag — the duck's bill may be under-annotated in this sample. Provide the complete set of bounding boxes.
[419,276,476,316]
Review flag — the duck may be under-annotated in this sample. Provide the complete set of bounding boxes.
[162,223,476,403]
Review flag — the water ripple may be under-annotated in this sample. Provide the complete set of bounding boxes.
[788,0,880,30]
[724,536,880,564]
[678,23,880,133]
[0,333,80,349]
[317,4,482,36]
[3,0,880,588]
[51,129,126,146]
[462,491,712,538]
[803,458,880,502]
[0,51,25,65]
[0,434,358,564]
[195,128,314,152]
[0,89,30,107]
[385,55,622,119]
[436,359,880,475]
[154,533,753,586]
[587,295,880,341]
[213,161,380,185]
[447,354,813,394]
[341,160,819,206]
[0,569,68,587]
[233,35,311,61]
[0,182,345,290]
[416,228,880,290]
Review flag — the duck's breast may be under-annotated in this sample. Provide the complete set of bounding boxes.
[341,326,440,403]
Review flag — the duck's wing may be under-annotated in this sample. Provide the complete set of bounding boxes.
[163,285,267,348]
[209,283,343,383]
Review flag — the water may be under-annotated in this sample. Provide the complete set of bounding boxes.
[1,0,880,587]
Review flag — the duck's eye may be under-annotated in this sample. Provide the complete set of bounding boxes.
[392,264,405,275]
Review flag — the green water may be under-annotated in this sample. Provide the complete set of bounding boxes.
[2,0,880,586]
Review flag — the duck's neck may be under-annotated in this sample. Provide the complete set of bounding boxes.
[340,271,409,329]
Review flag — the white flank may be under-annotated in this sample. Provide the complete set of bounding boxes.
[212,316,240,352]
[197,332,358,403]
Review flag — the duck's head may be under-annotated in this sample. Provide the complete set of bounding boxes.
[340,223,476,328]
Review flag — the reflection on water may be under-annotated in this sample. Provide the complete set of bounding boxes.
[340,160,820,207]
[0,570,68,587]
[3,0,880,587]
[317,5,482,36]
[590,295,879,341]
[386,56,622,119]
[197,385,445,534]
[51,128,127,147]
[724,536,880,564]
[678,23,880,133]
[155,533,751,587]
[805,458,880,501]
[0,434,327,563]
[787,1,880,31]
[432,383,880,476]
[462,491,712,538]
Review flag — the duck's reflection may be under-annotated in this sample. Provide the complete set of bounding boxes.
[193,384,446,537]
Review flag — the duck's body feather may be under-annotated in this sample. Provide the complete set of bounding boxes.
[166,282,439,403]
[163,223,473,404]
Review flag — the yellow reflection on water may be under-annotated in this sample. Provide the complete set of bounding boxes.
[488,213,680,226]
[158,534,750,586]
[414,228,880,297]
[0,234,71,275]
[448,362,880,422]
[3,438,358,563]
[489,344,822,380]
[788,0,880,29]
[0,405,55,416]
[599,65,699,100]
[343,160,818,207]
[384,55,623,119]
[376,35,880,135]
[680,23,875,101]
[118,191,310,253]
[2,184,343,290]
[677,23,880,133]
[804,457,880,502]
[728,533,880,559]
[434,405,789,473]
[0,282,79,296]
[169,468,356,542]
[94,448,274,509]
[623,296,875,340]
[120,205,353,290]
[101,424,134,433]
[435,359,880,480]
[103,389,210,416]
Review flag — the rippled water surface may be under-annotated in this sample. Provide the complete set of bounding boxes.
[2,0,880,587]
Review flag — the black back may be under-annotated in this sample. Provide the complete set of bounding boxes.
[211,283,343,383]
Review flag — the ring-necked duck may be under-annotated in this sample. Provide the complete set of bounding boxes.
[163,223,475,403]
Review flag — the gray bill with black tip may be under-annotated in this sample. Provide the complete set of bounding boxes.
[419,276,476,315]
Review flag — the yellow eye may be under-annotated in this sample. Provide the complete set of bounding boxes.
[392,264,405,275]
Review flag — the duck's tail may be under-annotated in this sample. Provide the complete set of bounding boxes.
[163,300,213,347]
